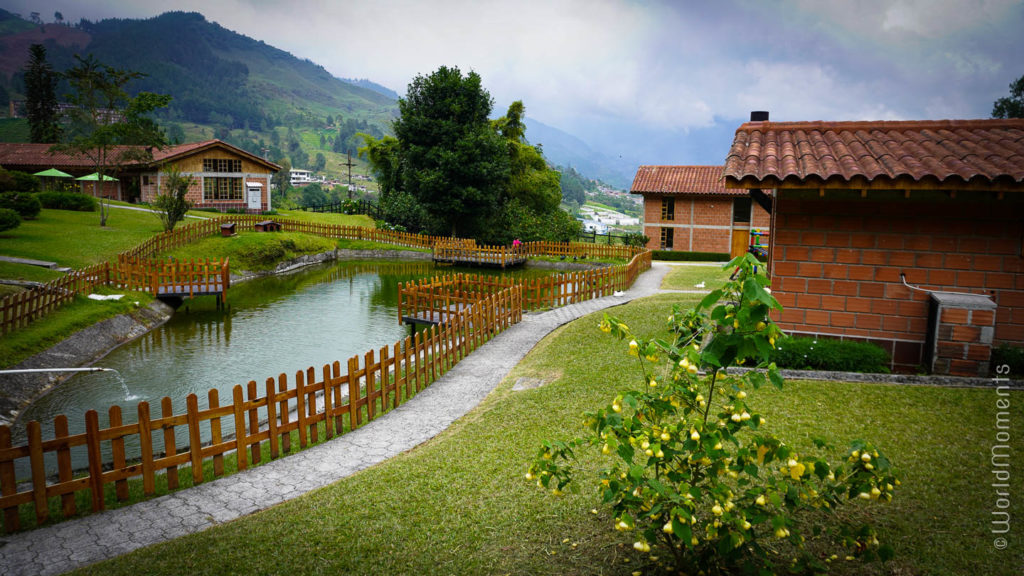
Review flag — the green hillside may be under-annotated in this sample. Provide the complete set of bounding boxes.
[0,10,396,188]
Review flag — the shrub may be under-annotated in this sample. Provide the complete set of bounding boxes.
[0,208,21,233]
[653,250,730,261]
[770,337,891,373]
[530,254,900,575]
[0,192,42,219]
[992,344,1024,376]
[623,232,649,248]
[0,169,40,193]
[36,191,98,211]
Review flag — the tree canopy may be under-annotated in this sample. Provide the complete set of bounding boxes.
[361,66,579,243]
[992,74,1024,118]
[54,54,170,226]
[393,66,508,237]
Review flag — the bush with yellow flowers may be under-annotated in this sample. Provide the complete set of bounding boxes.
[528,254,899,574]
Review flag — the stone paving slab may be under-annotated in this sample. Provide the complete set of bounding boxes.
[0,263,671,576]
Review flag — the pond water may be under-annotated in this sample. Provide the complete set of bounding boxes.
[11,260,555,476]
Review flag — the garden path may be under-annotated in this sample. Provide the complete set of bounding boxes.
[0,262,675,576]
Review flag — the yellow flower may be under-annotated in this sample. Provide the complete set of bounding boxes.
[789,462,806,480]
[599,320,611,333]
[628,340,639,356]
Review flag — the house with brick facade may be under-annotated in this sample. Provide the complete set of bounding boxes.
[0,139,279,212]
[723,117,1024,376]
[630,165,770,257]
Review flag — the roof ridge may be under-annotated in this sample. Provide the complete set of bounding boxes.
[737,118,1024,133]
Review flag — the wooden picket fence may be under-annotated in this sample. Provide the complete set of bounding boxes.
[432,240,527,268]
[0,286,522,533]
[400,249,652,320]
[0,262,111,336]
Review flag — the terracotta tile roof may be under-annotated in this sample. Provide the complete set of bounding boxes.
[0,140,279,172]
[631,165,744,196]
[723,119,1024,187]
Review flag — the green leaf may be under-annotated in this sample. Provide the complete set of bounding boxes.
[768,369,785,390]
[699,289,723,311]
[617,443,635,464]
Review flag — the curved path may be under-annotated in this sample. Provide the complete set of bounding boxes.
[0,262,672,576]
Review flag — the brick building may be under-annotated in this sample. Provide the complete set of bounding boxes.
[723,118,1024,375]
[631,165,770,256]
[0,139,279,212]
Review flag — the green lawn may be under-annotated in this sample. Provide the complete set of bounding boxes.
[660,262,734,290]
[68,292,1024,576]
[0,208,165,269]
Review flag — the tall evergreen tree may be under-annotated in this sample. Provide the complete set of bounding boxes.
[393,66,508,238]
[24,44,62,143]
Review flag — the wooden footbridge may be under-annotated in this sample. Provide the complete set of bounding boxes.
[115,256,230,305]
[432,241,527,269]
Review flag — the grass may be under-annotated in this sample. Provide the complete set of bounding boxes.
[159,230,338,272]
[65,292,1024,576]
[660,262,734,290]
[0,208,165,269]
[0,287,154,368]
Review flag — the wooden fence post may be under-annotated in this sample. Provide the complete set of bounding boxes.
[232,385,248,471]
[109,406,130,500]
[27,420,47,524]
[187,394,203,485]
[85,410,105,512]
[54,415,76,516]
[137,402,155,495]
[161,397,179,490]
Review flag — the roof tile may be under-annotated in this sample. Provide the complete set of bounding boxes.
[723,118,1024,186]
[630,165,743,196]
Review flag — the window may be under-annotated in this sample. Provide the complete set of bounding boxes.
[660,227,674,250]
[203,158,242,173]
[142,175,150,186]
[733,197,752,224]
[203,177,243,201]
[661,197,675,221]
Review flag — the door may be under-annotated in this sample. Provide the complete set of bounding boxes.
[730,227,749,259]
[247,186,262,210]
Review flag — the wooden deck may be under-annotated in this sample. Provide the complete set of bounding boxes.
[400,303,469,327]
[432,245,527,268]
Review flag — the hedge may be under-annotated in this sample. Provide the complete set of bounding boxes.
[770,336,891,373]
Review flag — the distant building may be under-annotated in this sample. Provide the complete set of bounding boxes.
[289,169,314,187]
[630,165,770,256]
[0,139,279,213]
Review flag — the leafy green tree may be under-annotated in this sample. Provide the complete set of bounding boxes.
[314,152,326,172]
[152,164,193,231]
[992,74,1024,118]
[24,44,62,143]
[393,66,508,237]
[497,101,561,214]
[358,133,402,196]
[53,54,170,226]
[300,183,327,207]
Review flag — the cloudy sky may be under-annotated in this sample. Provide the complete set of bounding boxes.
[4,0,1023,169]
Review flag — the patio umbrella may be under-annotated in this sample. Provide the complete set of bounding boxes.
[75,172,119,181]
[33,168,73,178]
[33,168,75,192]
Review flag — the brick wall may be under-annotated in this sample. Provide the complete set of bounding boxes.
[769,188,1024,372]
[641,194,771,253]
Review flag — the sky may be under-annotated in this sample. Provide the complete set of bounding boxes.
[4,0,1023,171]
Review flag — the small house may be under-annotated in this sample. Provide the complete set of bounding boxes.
[0,139,279,213]
[630,165,770,256]
[723,116,1024,375]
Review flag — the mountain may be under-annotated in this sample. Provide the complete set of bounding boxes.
[341,78,400,100]
[0,11,397,134]
[524,117,638,189]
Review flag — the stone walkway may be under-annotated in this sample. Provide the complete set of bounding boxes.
[0,262,672,576]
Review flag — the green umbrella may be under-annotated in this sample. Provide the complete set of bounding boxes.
[76,172,119,181]
[33,168,73,178]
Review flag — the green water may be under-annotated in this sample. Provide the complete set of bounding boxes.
[12,259,555,475]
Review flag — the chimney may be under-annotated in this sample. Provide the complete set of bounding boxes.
[750,111,769,122]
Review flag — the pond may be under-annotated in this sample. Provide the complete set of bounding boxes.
[11,259,557,476]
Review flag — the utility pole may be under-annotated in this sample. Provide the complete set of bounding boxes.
[344,150,354,199]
